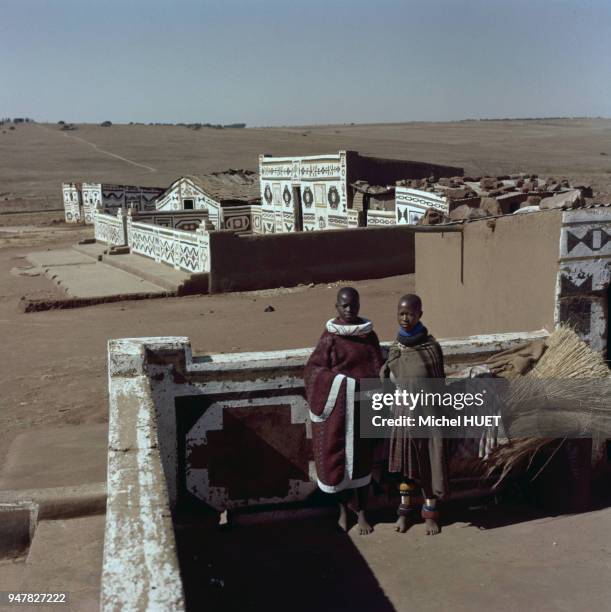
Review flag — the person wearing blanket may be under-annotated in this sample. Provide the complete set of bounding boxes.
[304,287,384,535]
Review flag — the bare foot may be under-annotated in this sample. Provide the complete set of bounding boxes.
[424,517,440,535]
[395,515,410,533]
[356,510,373,535]
[338,502,348,532]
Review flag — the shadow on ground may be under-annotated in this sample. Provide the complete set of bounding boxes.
[175,516,395,612]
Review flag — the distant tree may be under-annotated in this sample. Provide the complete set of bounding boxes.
[100,120,112,127]
[58,120,65,125]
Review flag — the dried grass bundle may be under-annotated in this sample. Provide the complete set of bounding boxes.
[486,325,610,485]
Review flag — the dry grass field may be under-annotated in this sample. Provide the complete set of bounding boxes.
[1,118,611,211]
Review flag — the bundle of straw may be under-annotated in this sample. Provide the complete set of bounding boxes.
[486,325,610,485]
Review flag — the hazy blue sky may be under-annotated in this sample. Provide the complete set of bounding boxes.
[1,0,610,126]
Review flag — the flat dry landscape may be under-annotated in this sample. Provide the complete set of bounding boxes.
[1,117,611,458]
[2,118,611,211]
[1,120,610,609]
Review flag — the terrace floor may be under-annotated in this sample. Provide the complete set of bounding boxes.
[175,502,611,612]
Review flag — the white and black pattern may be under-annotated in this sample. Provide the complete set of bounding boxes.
[300,163,341,179]
[128,220,210,273]
[326,318,374,337]
[554,208,611,355]
[283,186,292,205]
[328,186,340,209]
[94,212,126,246]
[367,210,395,226]
[302,187,313,208]
[395,187,448,214]
[63,184,82,223]
[264,184,273,204]
[327,214,347,227]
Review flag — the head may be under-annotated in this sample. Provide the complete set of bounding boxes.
[335,287,360,324]
[397,294,422,332]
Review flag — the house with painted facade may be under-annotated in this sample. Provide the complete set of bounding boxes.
[258,151,462,233]
[154,170,261,234]
[62,182,165,224]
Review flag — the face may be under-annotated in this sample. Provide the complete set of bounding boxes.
[397,301,422,332]
[336,291,360,324]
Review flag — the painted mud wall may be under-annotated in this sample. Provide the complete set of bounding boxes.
[208,226,416,293]
[555,207,611,355]
[415,211,563,338]
[156,178,222,229]
[103,330,548,610]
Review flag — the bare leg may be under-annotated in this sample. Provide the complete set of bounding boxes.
[336,491,349,532]
[422,498,440,535]
[395,514,411,533]
[354,485,373,535]
[395,480,416,533]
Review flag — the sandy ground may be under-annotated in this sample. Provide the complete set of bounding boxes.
[1,120,610,609]
[1,119,611,212]
[0,220,413,465]
[178,506,611,612]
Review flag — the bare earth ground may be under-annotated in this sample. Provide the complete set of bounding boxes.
[1,121,611,609]
[0,221,412,465]
[1,118,610,454]
[1,119,611,212]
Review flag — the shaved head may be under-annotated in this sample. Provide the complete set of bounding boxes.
[397,294,423,332]
[399,294,422,311]
[335,286,360,324]
[337,286,359,303]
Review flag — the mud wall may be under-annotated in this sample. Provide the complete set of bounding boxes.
[348,153,462,185]
[208,226,416,293]
[415,211,563,337]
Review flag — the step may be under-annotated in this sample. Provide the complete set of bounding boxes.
[20,515,105,610]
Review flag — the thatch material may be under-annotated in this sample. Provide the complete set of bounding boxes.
[486,325,610,486]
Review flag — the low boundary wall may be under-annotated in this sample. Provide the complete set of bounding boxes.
[94,210,127,246]
[127,213,210,273]
[103,329,548,611]
[208,225,416,293]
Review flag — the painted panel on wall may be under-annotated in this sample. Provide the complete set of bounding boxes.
[259,153,348,233]
[62,183,81,223]
[395,187,448,225]
[555,208,611,354]
[81,183,102,225]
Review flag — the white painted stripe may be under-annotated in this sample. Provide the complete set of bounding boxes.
[344,377,356,479]
[309,374,345,422]
[316,473,371,494]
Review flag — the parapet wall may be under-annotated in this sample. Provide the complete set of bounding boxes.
[103,329,547,610]
[208,225,416,293]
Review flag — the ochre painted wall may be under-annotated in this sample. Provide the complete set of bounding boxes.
[209,226,415,293]
[415,211,563,338]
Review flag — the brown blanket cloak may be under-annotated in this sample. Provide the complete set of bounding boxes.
[381,335,449,499]
[304,318,384,493]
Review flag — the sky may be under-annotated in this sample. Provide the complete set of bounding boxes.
[1,0,610,126]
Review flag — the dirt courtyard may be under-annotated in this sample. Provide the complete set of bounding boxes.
[1,116,610,464]
[0,221,414,465]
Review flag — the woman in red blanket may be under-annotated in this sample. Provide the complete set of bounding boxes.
[304,287,384,535]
